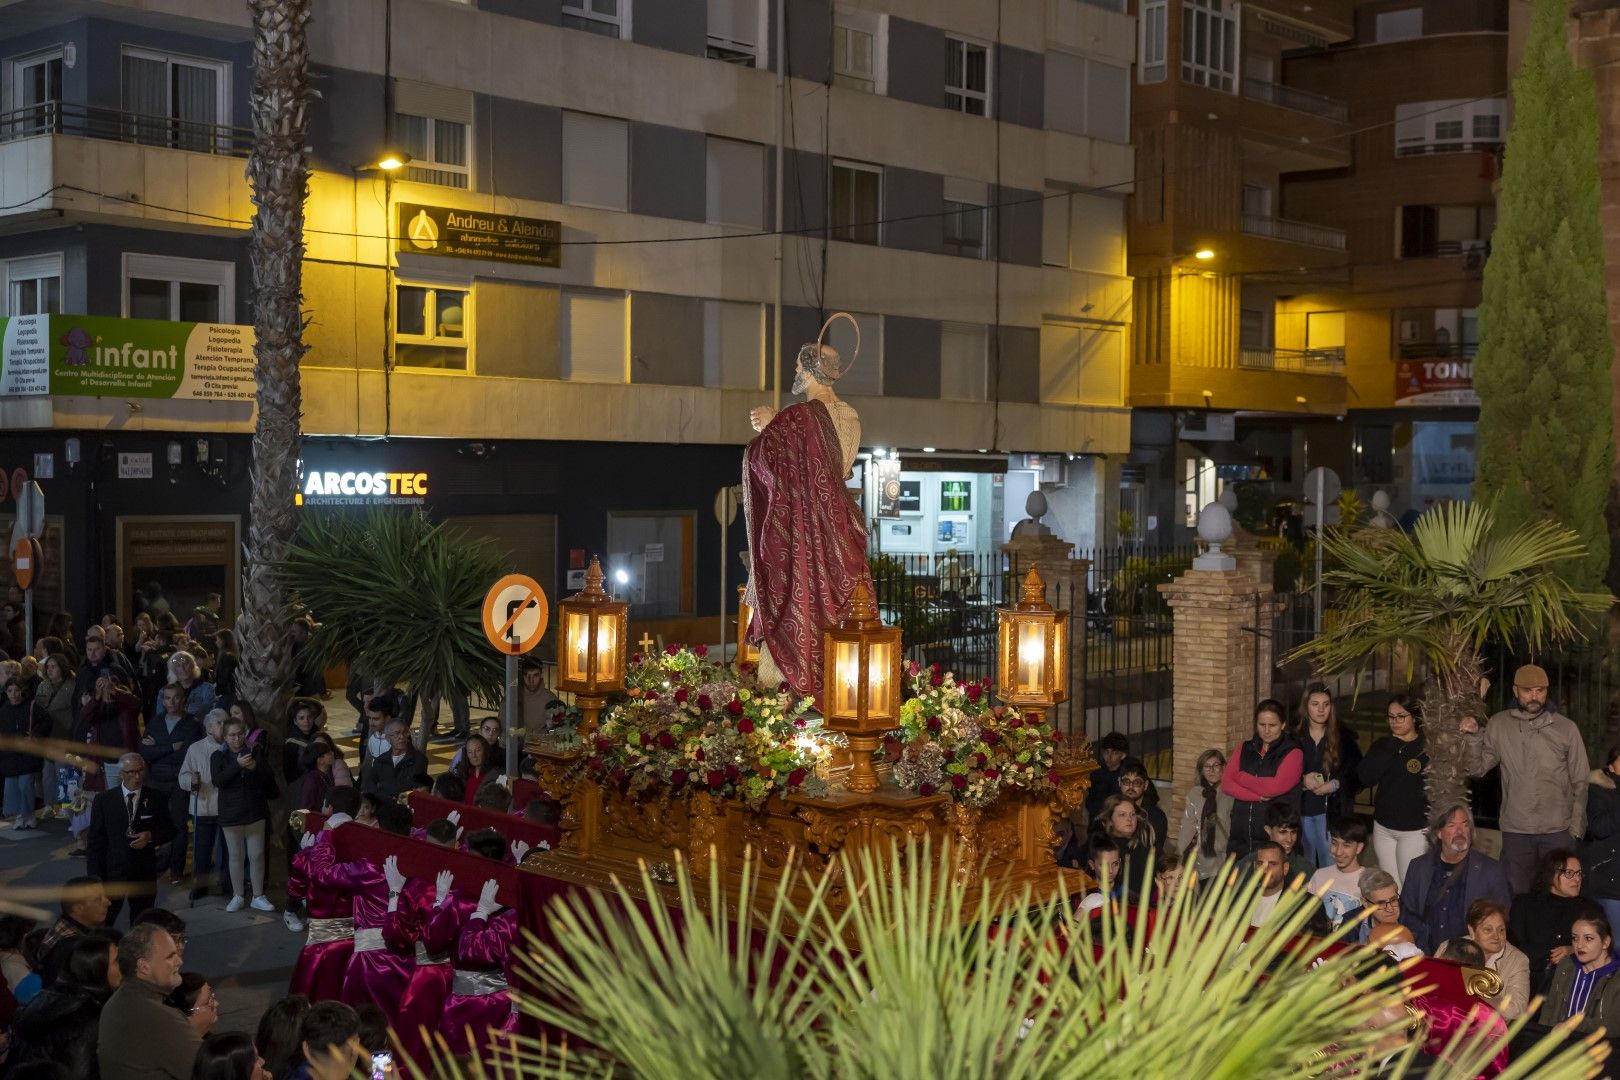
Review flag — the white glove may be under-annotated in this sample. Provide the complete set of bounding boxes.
[446,810,461,827]
[510,840,530,863]
[455,826,465,843]
[300,832,318,850]
[434,869,454,907]
[497,774,511,789]
[471,878,500,921]
[384,856,407,910]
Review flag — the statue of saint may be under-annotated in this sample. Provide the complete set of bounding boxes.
[741,316,873,701]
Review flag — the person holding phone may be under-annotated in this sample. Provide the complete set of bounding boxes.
[212,718,276,914]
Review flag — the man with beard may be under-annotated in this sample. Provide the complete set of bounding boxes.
[1459,664,1589,895]
[741,315,872,701]
[1398,804,1512,953]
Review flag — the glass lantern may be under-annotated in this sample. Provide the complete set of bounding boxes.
[822,579,902,793]
[736,585,759,665]
[556,556,628,730]
[996,567,1069,711]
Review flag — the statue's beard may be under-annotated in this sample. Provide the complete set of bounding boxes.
[792,366,810,395]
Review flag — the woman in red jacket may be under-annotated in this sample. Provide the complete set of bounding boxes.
[454,735,502,805]
[1221,698,1302,858]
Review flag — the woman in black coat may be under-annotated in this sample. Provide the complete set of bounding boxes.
[1582,744,1620,933]
[212,717,275,911]
[9,934,117,1080]
[0,675,51,830]
[1508,847,1602,996]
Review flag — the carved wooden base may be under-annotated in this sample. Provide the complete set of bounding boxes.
[526,736,1096,919]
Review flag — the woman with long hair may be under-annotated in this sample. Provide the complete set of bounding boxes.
[192,1030,271,1080]
[1294,683,1361,870]
[281,698,324,788]
[1538,912,1620,1029]
[1089,794,1155,901]
[254,994,311,1079]
[1221,699,1302,858]
[34,651,76,818]
[1356,692,1430,888]
[1176,747,1232,882]
[454,734,502,804]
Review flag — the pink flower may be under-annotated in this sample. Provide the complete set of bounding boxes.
[974,752,988,768]
[787,768,807,786]
[706,769,725,788]
[908,661,921,677]
[631,653,644,665]
[657,732,675,749]
[697,694,712,710]
[670,769,688,786]
[694,644,708,657]
[737,718,755,734]
[951,774,967,790]
[727,698,744,716]
[930,663,942,675]
[1047,770,1061,785]
[793,718,807,729]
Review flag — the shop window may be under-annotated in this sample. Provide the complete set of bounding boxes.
[705,136,766,228]
[830,160,882,245]
[563,0,628,39]
[707,0,760,65]
[120,48,230,152]
[563,111,630,212]
[703,299,764,390]
[942,178,987,259]
[122,254,233,322]
[607,511,694,617]
[562,289,627,383]
[394,282,470,371]
[945,36,990,116]
[1,253,62,316]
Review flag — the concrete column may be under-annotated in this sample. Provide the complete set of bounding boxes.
[1159,568,1274,823]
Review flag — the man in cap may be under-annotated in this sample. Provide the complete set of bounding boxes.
[1459,664,1589,894]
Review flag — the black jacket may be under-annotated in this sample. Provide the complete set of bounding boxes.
[0,696,51,777]
[362,745,427,801]
[138,712,203,789]
[212,741,273,826]
[85,784,176,884]
[10,982,106,1080]
[1583,769,1620,900]
[1357,734,1430,832]
[1508,890,1603,995]
[71,651,135,704]
[1298,722,1363,819]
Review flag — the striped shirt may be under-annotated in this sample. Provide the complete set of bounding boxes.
[1566,957,1619,1018]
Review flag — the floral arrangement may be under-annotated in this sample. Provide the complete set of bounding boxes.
[888,663,1062,807]
[583,644,840,808]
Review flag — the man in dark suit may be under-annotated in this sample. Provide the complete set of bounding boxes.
[86,752,177,926]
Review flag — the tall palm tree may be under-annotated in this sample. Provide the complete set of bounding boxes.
[236,0,313,742]
[1291,502,1611,813]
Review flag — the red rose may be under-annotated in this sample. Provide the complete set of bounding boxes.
[918,782,936,796]
[925,716,942,734]
[787,768,807,786]
[670,769,688,786]
[965,684,982,703]
[724,764,740,781]
[706,769,725,788]
[982,730,1000,747]
[1052,731,1064,742]
[645,691,660,702]
[694,748,706,761]
[930,663,942,675]
[675,688,689,704]
[639,732,652,747]
[740,661,756,673]
[631,653,644,665]
[1047,770,1061,785]
[610,767,626,783]
[1007,715,1023,729]
[737,718,755,734]
[974,753,987,768]
[727,698,744,716]
[793,718,807,729]
[586,755,603,770]
[595,737,611,752]
[983,768,1000,780]
[697,694,712,710]
[695,644,708,657]
[666,643,681,656]
[951,774,967,790]
[657,732,675,749]
[931,671,944,687]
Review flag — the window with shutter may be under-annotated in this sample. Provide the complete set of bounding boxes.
[563,112,630,211]
[563,291,628,383]
[707,0,760,65]
[706,137,767,228]
[703,300,764,389]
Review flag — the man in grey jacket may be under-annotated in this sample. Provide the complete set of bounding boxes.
[97,922,198,1079]
[1460,664,1589,895]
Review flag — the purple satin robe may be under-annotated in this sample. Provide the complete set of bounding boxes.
[305,840,415,1012]
[440,906,519,1058]
[384,877,454,1069]
[286,836,354,1001]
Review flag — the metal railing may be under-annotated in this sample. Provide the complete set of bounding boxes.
[1238,346,1346,374]
[1242,78,1349,122]
[1398,341,1479,360]
[1396,138,1503,158]
[0,101,252,157]
[1241,213,1347,250]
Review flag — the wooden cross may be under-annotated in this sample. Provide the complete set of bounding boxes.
[638,632,655,653]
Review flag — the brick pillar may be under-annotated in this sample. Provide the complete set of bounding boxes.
[1003,533,1090,735]
[1159,568,1274,823]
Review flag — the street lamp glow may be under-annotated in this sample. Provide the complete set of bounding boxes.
[1194,248,1215,260]
[374,151,411,172]
[614,569,630,585]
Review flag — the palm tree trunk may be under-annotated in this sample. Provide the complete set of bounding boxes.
[239,0,313,878]
[1421,634,1489,817]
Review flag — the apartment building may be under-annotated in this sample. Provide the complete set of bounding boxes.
[0,0,1135,640]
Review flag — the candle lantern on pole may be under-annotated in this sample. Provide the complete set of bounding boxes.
[736,585,759,665]
[996,567,1068,719]
[821,579,902,793]
[557,556,628,733]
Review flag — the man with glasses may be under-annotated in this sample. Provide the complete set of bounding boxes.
[86,753,175,925]
[361,719,426,803]
[1117,760,1166,857]
[1360,869,1417,952]
[1397,803,1513,953]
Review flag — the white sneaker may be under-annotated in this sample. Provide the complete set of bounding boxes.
[250,896,275,913]
[283,910,306,932]
[225,896,245,913]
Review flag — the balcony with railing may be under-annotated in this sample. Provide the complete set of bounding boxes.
[1238,346,1346,375]
[0,101,252,157]
[1242,79,1348,122]
[1240,213,1347,250]
[1398,340,1478,360]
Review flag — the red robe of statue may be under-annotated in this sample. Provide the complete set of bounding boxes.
[742,398,871,701]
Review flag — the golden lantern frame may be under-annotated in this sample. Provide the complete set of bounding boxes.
[821,579,903,793]
[736,584,760,665]
[557,556,629,732]
[996,568,1069,713]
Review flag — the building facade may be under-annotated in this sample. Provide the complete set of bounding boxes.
[0,0,1137,639]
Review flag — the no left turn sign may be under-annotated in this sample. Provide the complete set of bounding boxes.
[482,574,549,655]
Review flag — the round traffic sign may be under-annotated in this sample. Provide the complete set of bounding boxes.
[11,537,41,591]
[714,485,740,526]
[482,574,549,655]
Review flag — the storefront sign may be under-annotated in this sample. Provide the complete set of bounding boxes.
[1395,360,1478,407]
[295,468,430,507]
[118,453,154,479]
[0,315,255,401]
[399,203,562,267]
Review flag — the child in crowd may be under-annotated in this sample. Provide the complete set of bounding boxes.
[1078,835,1123,915]
[1307,816,1369,930]
[1238,802,1312,886]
